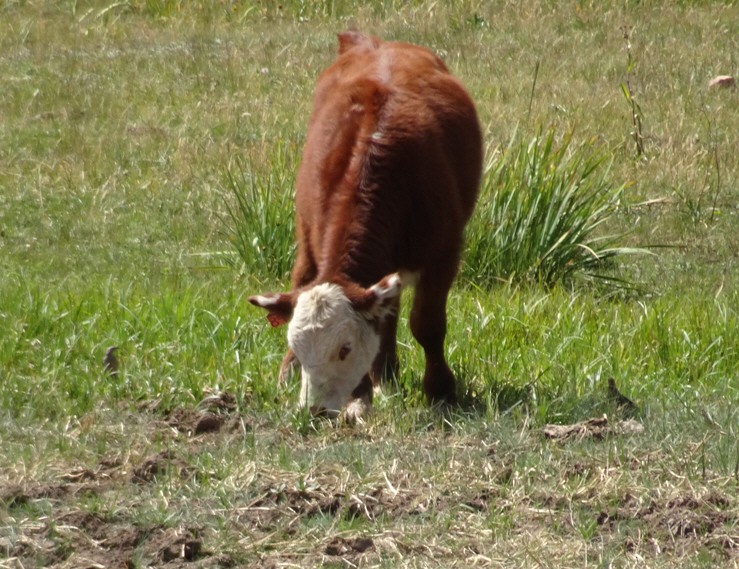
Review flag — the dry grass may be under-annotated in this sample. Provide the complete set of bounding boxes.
[2,395,737,568]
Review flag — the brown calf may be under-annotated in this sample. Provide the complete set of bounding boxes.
[250,31,482,419]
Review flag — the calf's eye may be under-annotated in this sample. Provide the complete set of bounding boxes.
[338,343,352,361]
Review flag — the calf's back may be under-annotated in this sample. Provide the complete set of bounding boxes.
[294,31,482,288]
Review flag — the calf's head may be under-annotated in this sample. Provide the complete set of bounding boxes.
[249,274,402,416]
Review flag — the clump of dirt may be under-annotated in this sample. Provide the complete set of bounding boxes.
[249,485,343,518]
[325,535,374,556]
[198,391,238,412]
[565,461,594,479]
[463,488,501,513]
[144,527,205,564]
[147,391,247,436]
[1,484,71,507]
[166,408,227,435]
[132,450,191,484]
[60,456,124,482]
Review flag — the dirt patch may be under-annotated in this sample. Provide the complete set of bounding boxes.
[1,510,146,568]
[3,396,735,567]
[2,511,222,569]
[132,450,191,483]
[1,483,71,507]
[324,535,374,556]
[0,479,110,511]
[68,524,146,568]
[165,408,236,436]
[1,399,247,567]
[1,458,131,514]
[254,535,376,568]
[144,527,205,564]
[241,484,343,525]
[145,391,248,437]
[462,487,502,513]
[596,490,737,557]
[237,478,448,534]
[644,492,731,541]
[60,456,125,482]
[58,510,126,539]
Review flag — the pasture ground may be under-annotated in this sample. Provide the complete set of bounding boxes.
[1,2,738,567]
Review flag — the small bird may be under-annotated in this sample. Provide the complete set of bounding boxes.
[103,346,119,377]
[607,377,637,414]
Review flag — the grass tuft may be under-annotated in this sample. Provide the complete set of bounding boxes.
[221,141,298,282]
[463,128,642,288]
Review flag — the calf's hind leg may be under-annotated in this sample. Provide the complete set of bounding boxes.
[409,270,458,405]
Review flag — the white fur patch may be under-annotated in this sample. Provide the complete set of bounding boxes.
[288,283,380,416]
[250,293,281,307]
[343,398,370,423]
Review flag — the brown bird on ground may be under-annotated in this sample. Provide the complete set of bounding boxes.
[103,346,119,377]
[607,377,637,414]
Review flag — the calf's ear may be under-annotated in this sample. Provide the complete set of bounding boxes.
[337,31,380,54]
[249,292,295,328]
[350,273,402,320]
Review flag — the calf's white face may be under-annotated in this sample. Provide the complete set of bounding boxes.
[289,283,380,415]
[249,274,402,417]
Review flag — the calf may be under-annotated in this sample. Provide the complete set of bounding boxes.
[250,31,482,419]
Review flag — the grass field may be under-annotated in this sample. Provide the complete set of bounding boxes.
[1,1,738,567]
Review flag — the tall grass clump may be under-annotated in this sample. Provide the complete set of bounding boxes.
[222,142,298,282]
[462,129,637,288]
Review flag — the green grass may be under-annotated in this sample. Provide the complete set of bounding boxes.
[1,1,738,567]
[221,139,298,281]
[462,128,637,287]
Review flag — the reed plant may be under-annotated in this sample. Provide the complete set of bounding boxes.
[221,141,298,282]
[463,129,640,288]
